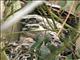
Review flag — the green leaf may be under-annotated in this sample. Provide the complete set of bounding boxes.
[31,35,43,50]
[59,1,66,7]
[39,46,50,60]
[75,3,80,13]
[63,0,73,11]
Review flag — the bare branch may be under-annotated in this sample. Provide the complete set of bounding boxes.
[1,1,44,31]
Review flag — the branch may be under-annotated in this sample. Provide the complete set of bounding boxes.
[1,1,44,31]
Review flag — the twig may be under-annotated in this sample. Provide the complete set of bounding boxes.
[1,1,44,31]
[57,1,75,37]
